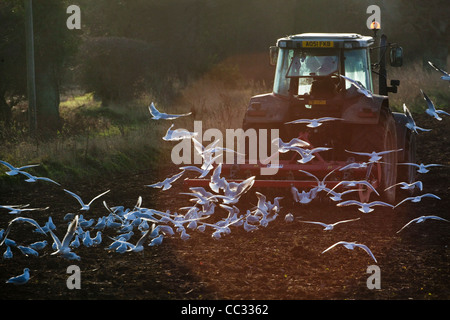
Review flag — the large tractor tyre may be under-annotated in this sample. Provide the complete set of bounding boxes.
[397,131,417,196]
[349,110,398,204]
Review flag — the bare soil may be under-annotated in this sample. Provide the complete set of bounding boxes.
[0,113,449,301]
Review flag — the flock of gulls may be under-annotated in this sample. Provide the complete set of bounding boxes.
[1,62,450,285]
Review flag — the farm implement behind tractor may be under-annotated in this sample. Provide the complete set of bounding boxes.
[185,30,416,204]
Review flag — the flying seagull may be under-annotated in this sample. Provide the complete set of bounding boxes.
[337,200,394,213]
[340,74,373,98]
[146,170,185,191]
[148,102,192,120]
[403,103,431,134]
[64,189,110,211]
[397,162,443,174]
[322,241,377,263]
[299,218,360,231]
[384,181,423,192]
[0,216,47,246]
[428,61,450,81]
[394,193,441,208]
[345,149,402,163]
[285,117,342,128]
[16,170,60,186]
[396,215,450,233]
[420,89,450,121]
[0,160,39,176]
[162,124,198,141]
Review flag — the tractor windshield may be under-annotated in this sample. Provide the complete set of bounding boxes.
[273,47,372,97]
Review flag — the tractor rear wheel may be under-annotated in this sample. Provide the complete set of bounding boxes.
[349,109,398,203]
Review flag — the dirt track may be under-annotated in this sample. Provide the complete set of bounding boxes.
[0,113,449,301]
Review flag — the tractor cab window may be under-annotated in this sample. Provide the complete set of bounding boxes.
[343,49,372,92]
[273,48,339,97]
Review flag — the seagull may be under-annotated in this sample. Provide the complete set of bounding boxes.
[64,189,110,211]
[396,215,450,233]
[272,137,310,153]
[339,162,372,171]
[330,180,380,197]
[326,188,362,202]
[340,75,373,98]
[148,102,192,120]
[285,117,342,128]
[428,61,450,81]
[394,193,441,208]
[0,204,49,215]
[193,138,244,164]
[209,163,228,193]
[287,146,332,164]
[17,245,39,257]
[29,240,48,251]
[385,181,423,192]
[298,167,339,192]
[397,162,443,174]
[337,200,394,213]
[162,124,198,141]
[3,246,13,259]
[16,170,60,185]
[0,216,47,246]
[6,268,30,285]
[420,89,450,121]
[291,186,318,204]
[49,215,79,256]
[322,241,377,263]
[0,160,39,176]
[345,149,402,163]
[146,170,185,191]
[403,103,431,134]
[299,218,361,231]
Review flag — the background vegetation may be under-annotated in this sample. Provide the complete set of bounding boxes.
[0,0,448,188]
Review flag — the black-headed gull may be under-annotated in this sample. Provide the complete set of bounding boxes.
[287,146,332,164]
[340,75,373,98]
[49,215,79,256]
[0,160,39,176]
[0,204,49,215]
[298,167,339,192]
[6,268,30,285]
[329,180,380,197]
[396,215,450,233]
[394,193,441,208]
[285,117,342,128]
[322,241,377,263]
[345,149,402,163]
[403,103,431,134]
[420,89,450,121]
[337,200,394,213]
[326,188,362,202]
[397,162,443,174]
[162,124,198,141]
[428,61,450,81]
[64,189,110,211]
[0,216,47,246]
[148,102,192,120]
[17,170,60,185]
[299,217,360,231]
[384,181,423,192]
[146,170,185,191]
[272,137,310,152]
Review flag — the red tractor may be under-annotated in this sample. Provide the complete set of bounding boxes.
[186,32,416,204]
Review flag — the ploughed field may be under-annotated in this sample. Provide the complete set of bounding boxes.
[0,113,449,300]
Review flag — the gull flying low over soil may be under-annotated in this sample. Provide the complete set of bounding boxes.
[420,89,450,121]
[162,124,198,141]
[63,189,110,211]
[329,180,380,197]
[394,193,441,208]
[0,160,39,176]
[337,200,394,213]
[397,162,443,174]
[16,170,60,186]
[384,181,423,192]
[344,149,402,163]
[0,204,49,215]
[428,61,450,81]
[299,217,360,231]
[403,103,431,134]
[322,241,377,263]
[146,170,185,191]
[0,216,47,246]
[396,215,450,233]
[285,117,342,128]
[148,102,192,120]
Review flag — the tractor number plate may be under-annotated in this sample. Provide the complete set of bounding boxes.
[302,41,334,48]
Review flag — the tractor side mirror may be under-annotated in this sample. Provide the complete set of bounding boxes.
[269,46,278,66]
[390,46,403,67]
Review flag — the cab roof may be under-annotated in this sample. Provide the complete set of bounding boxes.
[277,33,374,49]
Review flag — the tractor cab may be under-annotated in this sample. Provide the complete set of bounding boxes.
[270,33,374,100]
